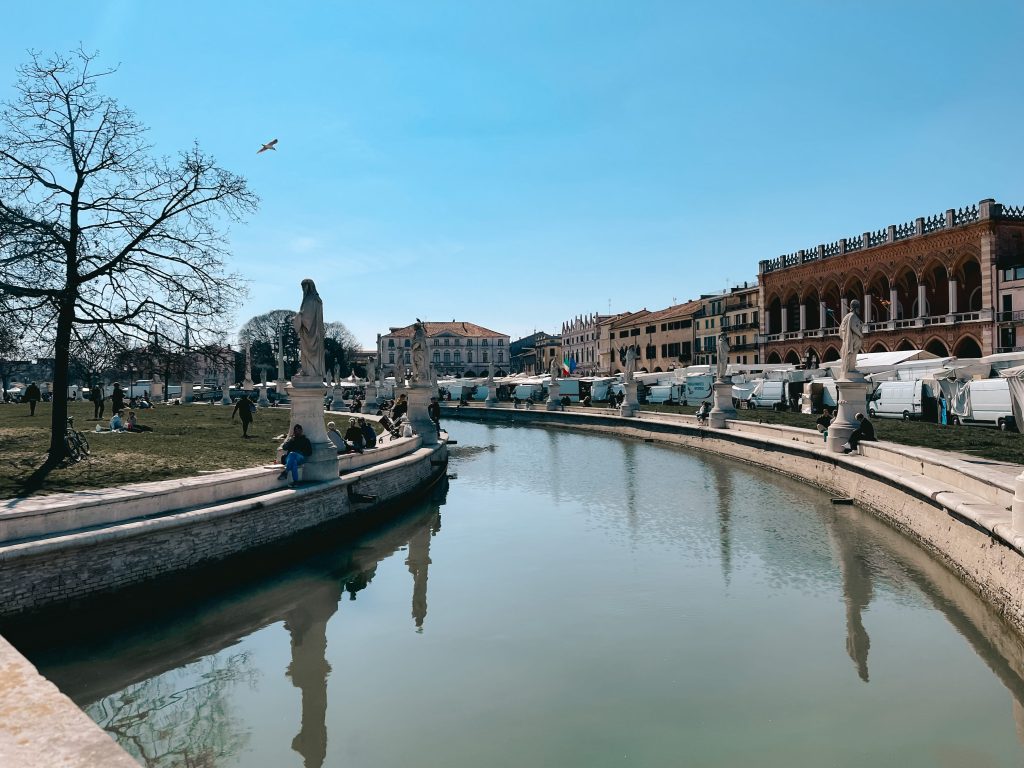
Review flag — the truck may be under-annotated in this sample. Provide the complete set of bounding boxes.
[746,379,786,410]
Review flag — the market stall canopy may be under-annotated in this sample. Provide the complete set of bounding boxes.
[999,365,1024,429]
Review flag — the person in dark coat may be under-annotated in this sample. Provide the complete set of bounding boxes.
[844,412,876,453]
[277,424,313,484]
[110,383,125,414]
[231,394,257,438]
[391,393,408,421]
[344,418,365,453]
[428,396,441,435]
[359,418,377,449]
[24,382,41,416]
[91,383,105,420]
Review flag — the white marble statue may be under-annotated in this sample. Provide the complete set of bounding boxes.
[411,321,429,382]
[333,364,340,385]
[838,300,864,379]
[294,279,325,379]
[487,358,495,383]
[549,355,561,380]
[368,357,376,383]
[623,346,637,383]
[716,329,730,381]
[244,343,253,383]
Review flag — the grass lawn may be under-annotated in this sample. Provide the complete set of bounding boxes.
[0,401,345,498]
[639,402,1024,465]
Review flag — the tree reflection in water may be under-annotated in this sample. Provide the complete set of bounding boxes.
[86,651,257,768]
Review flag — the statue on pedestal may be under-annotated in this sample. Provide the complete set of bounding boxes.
[716,329,730,382]
[487,358,495,384]
[294,279,325,380]
[549,356,561,380]
[838,300,864,380]
[623,346,637,383]
[411,320,429,383]
[368,357,376,384]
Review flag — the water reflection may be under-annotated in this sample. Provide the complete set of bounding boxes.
[86,652,257,768]
[11,483,448,768]
[709,460,733,587]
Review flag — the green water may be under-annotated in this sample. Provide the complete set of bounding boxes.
[13,421,1024,767]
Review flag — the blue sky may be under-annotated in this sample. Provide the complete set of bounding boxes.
[3,1,1023,347]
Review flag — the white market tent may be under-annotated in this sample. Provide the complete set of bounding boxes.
[999,365,1024,429]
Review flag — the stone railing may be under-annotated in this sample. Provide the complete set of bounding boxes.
[760,198,1018,274]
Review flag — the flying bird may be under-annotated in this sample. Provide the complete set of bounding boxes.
[257,139,278,154]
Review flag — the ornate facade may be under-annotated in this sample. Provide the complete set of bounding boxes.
[759,199,1024,366]
[560,313,611,376]
[380,321,510,379]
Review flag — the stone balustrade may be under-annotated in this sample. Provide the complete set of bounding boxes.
[759,199,1017,275]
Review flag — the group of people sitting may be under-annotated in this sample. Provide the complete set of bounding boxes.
[815,407,876,453]
[327,418,377,454]
[106,409,153,433]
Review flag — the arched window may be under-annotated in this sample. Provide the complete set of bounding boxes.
[433,351,440,363]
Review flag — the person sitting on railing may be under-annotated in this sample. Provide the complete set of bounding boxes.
[843,413,876,454]
[695,400,711,425]
[278,424,313,485]
[344,418,365,453]
[360,418,377,449]
[815,407,832,443]
[326,421,346,454]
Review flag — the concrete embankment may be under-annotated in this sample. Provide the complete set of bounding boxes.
[444,403,1024,639]
[0,435,448,767]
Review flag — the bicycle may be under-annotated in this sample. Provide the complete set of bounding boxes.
[64,416,91,463]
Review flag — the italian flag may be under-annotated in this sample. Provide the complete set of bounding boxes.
[561,356,576,376]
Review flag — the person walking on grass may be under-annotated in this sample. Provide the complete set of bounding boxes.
[231,394,257,438]
[278,424,313,485]
[24,381,41,416]
[91,383,105,420]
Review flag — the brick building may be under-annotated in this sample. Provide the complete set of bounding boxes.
[758,199,1024,366]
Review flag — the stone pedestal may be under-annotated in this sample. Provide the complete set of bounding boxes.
[484,382,496,407]
[405,382,438,446]
[1013,472,1024,532]
[220,376,232,405]
[619,381,638,418]
[331,385,345,411]
[286,377,338,481]
[362,383,379,413]
[709,377,737,429]
[257,384,271,408]
[180,381,194,405]
[827,376,870,454]
[546,380,561,410]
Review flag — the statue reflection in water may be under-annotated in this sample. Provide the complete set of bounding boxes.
[285,499,444,767]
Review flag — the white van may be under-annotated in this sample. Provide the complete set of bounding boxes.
[747,380,785,409]
[647,384,684,404]
[955,378,1014,430]
[868,380,924,420]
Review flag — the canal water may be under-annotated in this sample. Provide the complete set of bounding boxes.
[10,420,1024,767]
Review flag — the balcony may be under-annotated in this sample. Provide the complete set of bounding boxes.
[999,311,1024,324]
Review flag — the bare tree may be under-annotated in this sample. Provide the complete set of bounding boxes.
[0,49,257,464]
[239,310,360,378]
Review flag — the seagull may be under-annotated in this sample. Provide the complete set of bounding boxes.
[257,139,278,154]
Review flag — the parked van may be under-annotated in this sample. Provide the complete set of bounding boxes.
[647,383,684,404]
[954,378,1015,430]
[868,380,924,420]
[747,380,786,409]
